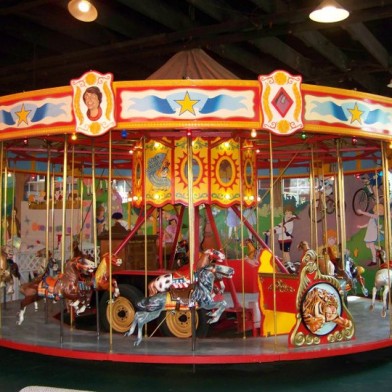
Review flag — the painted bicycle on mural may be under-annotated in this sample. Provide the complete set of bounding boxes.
[352,172,384,216]
[308,177,337,223]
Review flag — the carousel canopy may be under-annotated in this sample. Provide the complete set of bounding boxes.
[147,49,240,80]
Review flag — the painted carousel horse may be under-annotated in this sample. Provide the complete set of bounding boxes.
[17,252,122,325]
[174,239,189,268]
[242,238,260,266]
[0,247,20,295]
[370,260,392,318]
[125,256,234,346]
[344,251,368,297]
[17,255,96,325]
[148,248,225,296]
[93,252,122,295]
[298,240,335,275]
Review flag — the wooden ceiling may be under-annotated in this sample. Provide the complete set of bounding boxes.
[0,0,391,97]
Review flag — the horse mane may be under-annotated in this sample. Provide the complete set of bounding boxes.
[196,250,212,269]
[95,253,109,283]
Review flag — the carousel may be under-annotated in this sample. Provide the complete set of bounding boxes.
[0,52,392,364]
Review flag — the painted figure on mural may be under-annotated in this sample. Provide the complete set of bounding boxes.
[264,205,299,273]
[112,212,129,231]
[226,207,240,240]
[83,86,103,121]
[147,153,171,189]
[6,208,21,239]
[357,203,384,267]
[243,207,257,239]
[83,178,92,196]
[96,204,107,235]
[163,215,179,244]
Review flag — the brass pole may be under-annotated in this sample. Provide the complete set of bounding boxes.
[3,164,8,246]
[380,142,392,338]
[108,131,113,352]
[309,146,317,249]
[45,148,51,267]
[61,136,68,272]
[91,142,98,265]
[187,133,196,351]
[238,138,246,339]
[0,142,3,324]
[59,135,68,344]
[336,140,347,271]
[70,144,75,255]
[268,132,278,344]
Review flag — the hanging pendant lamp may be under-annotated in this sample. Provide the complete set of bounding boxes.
[68,0,98,22]
[309,0,349,23]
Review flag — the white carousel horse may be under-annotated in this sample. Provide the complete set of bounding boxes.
[370,267,392,318]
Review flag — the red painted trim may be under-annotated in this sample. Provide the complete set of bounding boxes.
[1,337,391,365]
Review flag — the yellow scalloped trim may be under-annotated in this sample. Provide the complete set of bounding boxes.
[263,85,272,122]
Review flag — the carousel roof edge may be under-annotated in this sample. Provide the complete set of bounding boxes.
[0,72,391,141]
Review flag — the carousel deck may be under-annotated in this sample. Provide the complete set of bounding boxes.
[0,296,391,365]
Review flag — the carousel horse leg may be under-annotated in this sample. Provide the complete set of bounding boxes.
[370,286,377,312]
[113,282,120,297]
[381,286,389,318]
[125,309,162,347]
[204,300,227,324]
[16,307,26,325]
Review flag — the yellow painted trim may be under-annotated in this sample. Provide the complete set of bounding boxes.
[261,310,297,337]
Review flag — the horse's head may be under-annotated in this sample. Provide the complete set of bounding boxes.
[101,253,123,268]
[213,264,234,280]
[242,238,255,247]
[205,249,226,263]
[298,240,310,251]
[376,248,386,263]
[74,256,96,275]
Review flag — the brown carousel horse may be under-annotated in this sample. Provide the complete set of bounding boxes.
[17,252,122,325]
[242,238,260,266]
[125,250,234,346]
[0,247,20,295]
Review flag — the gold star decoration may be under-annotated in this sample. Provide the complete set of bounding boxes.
[348,102,364,124]
[175,91,199,116]
[15,104,31,126]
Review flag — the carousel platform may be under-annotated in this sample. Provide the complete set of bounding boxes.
[0,296,391,365]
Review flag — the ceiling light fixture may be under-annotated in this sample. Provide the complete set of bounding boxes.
[309,0,349,23]
[68,0,98,22]
[387,79,392,88]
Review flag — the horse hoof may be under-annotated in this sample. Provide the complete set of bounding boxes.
[369,305,374,311]
[76,305,86,315]
[381,309,387,318]
[134,340,142,347]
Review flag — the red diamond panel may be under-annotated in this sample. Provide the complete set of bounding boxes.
[272,87,293,117]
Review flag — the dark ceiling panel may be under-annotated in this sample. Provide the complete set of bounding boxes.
[0,0,390,96]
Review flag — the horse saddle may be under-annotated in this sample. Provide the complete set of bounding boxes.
[168,284,194,307]
[38,275,61,300]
